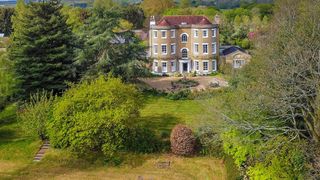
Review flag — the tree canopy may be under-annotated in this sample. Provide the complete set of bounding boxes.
[8,0,76,99]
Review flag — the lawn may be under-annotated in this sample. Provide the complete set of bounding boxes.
[0,96,227,179]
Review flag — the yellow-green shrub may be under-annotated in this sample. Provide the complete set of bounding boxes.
[47,76,143,158]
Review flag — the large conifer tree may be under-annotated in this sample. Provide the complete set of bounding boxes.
[9,0,76,99]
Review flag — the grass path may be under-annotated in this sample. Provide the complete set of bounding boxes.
[0,97,226,179]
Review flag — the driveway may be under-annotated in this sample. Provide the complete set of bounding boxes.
[139,76,228,92]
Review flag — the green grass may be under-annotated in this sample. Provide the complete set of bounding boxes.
[0,96,229,179]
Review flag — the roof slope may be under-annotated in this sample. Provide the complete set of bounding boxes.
[157,16,212,26]
[222,46,248,56]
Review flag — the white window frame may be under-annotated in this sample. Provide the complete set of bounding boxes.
[202,29,208,38]
[212,42,217,54]
[170,30,175,38]
[194,60,199,71]
[161,61,167,73]
[203,60,209,72]
[212,29,216,38]
[153,30,158,38]
[171,60,176,72]
[161,44,167,55]
[153,44,158,54]
[193,29,199,38]
[233,59,246,68]
[170,43,176,54]
[194,43,199,54]
[181,48,189,59]
[153,61,158,72]
[181,33,188,43]
[161,30,167,39]
[212,59,217,71]
[202,43,208,54]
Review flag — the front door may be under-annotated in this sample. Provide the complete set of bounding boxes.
[183,62,188,72]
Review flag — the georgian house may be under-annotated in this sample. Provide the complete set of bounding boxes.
[149,15,220,75]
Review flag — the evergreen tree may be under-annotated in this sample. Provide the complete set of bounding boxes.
[77,8,147,81]
[9,0,76,99]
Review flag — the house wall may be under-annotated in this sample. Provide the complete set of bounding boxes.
[223,51,251,68]
[150,24,220,75]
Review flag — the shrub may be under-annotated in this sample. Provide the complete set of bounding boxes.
[167,89,192,100]
[219,63,233,75]
[170,124,196,156]
[19,91,55,140]
[197,126,223,157]
[47,76,143,158]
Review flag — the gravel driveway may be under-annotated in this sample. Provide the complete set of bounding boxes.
[139,76,228,92]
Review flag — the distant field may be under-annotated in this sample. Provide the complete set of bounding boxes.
[0,96,227,179]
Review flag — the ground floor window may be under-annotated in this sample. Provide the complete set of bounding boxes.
[171,61,176,72]
[162,62,167,72]
[203,61,208,71]
[154,61,158,72]
[194,61,199,71]
[233,59,245,68]
[212,60,217,71]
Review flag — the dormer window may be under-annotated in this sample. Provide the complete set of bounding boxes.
[181,33,188,43]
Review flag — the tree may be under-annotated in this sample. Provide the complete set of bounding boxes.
[47,76,143,157]
[8,0,76,99]
[93,0,119,9]
[0,8,14,36]
[77,8,147,81]
[140,0,174,16]
[61,6,89,34]
[0,52,16,110]
[180,0,191,8]
[217,0,320,178]
[121,5,145,29]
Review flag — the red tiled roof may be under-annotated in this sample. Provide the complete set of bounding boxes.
[157,16,212,26]
[198,18,212,25]
[158,19,170,26]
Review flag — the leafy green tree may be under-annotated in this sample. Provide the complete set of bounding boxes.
[77,8,147,81]
[0,8,14,36]
[47,76,143,157]
[121,5,145,29]
[218,0,320,178]
[9,0,76,99]
[93,0,119,9]
[180,0,191,8]
[141,0,174,16]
